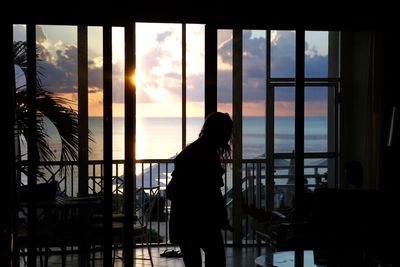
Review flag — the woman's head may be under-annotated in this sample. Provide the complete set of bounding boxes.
[199,112,233,159]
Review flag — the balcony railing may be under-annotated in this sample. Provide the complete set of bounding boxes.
[19,158,328,246]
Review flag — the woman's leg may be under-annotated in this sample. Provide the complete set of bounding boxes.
[202,230,225,267]
[179,242,202,267]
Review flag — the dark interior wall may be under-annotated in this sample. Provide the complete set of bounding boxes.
[379,32,400,192]
[341,31,400,191]
[340,31,372,188]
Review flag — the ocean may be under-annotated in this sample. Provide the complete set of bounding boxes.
[45,116,328,160]
[36,116,328,194]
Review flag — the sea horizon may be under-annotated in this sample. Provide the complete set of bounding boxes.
[23,115,329,193]
[44,115,328,161]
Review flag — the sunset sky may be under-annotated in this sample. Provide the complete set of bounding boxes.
[13,24,330,118]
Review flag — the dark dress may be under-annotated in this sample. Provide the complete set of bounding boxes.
[166,138,229,245]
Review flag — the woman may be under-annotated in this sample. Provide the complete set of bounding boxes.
[166,112,233,267]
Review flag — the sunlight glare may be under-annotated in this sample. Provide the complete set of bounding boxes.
[146,87,168,103]
[131,70,137,87]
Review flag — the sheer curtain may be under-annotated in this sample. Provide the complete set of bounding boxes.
[365,31,384,189]
[367,32,400,191]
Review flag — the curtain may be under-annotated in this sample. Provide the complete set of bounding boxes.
[365,31,384,189]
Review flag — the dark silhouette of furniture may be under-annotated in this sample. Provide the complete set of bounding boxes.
[277,188,398,266]
[18,191,102,267]
[243,202,293,256]
[89,186,159,266]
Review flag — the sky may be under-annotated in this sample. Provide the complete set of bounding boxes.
[13,24,332,118]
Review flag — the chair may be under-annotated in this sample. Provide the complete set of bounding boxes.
[89,186,160,267]
[18,216,55,267]
[131,186,159,266]
[242,203,293,256]
[18,183,66,266]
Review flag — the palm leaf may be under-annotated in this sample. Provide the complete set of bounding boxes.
[14,41,94,177]
[35,89,80,162]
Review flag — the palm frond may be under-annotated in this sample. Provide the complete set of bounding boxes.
[35,89,79,162]
[13,40,44,88]
[14,41,94,177]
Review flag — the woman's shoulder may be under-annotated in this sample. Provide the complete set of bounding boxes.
[178,139,204,156]
[175,139,215,165]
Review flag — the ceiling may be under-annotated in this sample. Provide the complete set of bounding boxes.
[5,5,393,30]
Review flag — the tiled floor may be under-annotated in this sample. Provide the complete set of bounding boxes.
[21,246,266,267]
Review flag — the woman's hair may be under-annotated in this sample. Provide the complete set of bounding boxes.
[199,112,233,161]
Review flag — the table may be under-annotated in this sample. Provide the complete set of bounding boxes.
[19,196,103,266]
[255,250,324,267]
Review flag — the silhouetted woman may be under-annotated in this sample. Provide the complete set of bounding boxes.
[166,112,233,267]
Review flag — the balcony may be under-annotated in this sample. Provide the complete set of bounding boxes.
[18,158,328,247]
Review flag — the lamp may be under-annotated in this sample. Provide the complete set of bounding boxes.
[387,105,399,147]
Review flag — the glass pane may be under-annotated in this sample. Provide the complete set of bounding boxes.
[305,31,328,78]
[274,157,295,209]
[217,29,233,115]
[241,161,267,208]
[328,31,340,78]
[186,24,205,145]
[271,30,295,78]
[136,23,182,159]
[243,117,266,159]
[13,24,27,186]
[37,25,78,162]
[304,158,331,190]
[112,27,125,160]
[20,25,78,196]
[275,87,295,153]
[13,24,26,42]
[243,30,266,159]
[88,26,103,161]
[304,86,328,152]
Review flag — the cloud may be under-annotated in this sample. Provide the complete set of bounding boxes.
[305,55,328,77]
[13,25,26,42]
[217,34,232,67]
[165,72,181,80]
[88,60,103,89]
[138,46,173,92]
[32,25,330,117]
[187,73,205,102]
[37,43,78,92]
[37,43,52,62]
[13,25,47,45]
[136,26,183,104]
[156,31,172,43]
[36,26,47,44]
[140,46,167,72]
[34,31,122,102]
[218,30,233,48]
[217,30,329,105]
[217,69,232,103]
[271,31,296,77]
[55,44,78,73]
